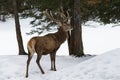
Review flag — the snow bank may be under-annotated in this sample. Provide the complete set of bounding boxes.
[0,48,120,80]
[47,48,120,80]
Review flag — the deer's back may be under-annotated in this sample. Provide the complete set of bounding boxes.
[28,34,60,54]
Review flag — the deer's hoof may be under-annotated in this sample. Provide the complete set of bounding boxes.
[25,75,28,78]
[50,68,57,71]
[42,72,45,74]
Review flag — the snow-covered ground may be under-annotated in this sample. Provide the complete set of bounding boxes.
[0,48,120,80]
[82,21,120,55]
[0,18,120,55]
[1,18,120,80]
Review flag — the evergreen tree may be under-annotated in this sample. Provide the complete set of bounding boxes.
[96,0,120,23]
[21,0,85,56]
[1,0,120,56]
[22,0,120,56]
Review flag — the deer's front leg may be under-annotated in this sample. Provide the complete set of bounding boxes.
[50,52,56,71]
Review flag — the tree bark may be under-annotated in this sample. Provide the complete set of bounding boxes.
[2,15,6,22]
[13,0,27,55]
[68,0,84,57]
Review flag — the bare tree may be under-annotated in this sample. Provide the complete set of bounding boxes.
[68,0,84,57]
[13,0,27,55]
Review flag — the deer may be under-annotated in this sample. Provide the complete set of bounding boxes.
[25,8,72,78]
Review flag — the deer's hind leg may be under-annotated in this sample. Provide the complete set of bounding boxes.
[26,51,34,78]
[36,50,45,74]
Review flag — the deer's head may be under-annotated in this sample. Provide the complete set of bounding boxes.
[43,8,73,32]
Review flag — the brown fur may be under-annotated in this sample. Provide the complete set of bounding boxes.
[25,27,68,78]
[26,8,72,78]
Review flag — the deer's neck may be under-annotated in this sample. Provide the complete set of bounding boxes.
[55,27,67,44]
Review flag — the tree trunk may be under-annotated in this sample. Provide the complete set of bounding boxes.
[2,15,6,22]
[13,0,27,55]
[0,15,6,22]
[68,0,84,57]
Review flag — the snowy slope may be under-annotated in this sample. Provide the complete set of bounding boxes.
[47,48,120,80]
[0,48,120,80]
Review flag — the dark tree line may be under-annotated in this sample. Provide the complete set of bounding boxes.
[0,0,120,56]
